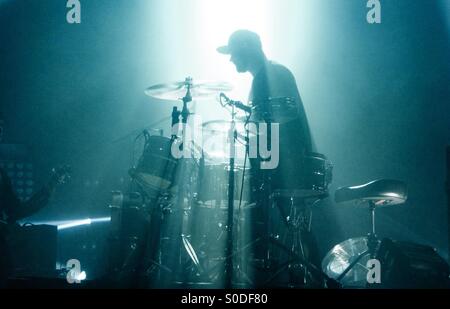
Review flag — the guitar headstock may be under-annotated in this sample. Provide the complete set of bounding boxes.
[51,165,72,185]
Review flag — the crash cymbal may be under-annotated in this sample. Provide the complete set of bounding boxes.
[145,78,233,101]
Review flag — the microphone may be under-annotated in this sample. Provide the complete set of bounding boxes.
[220,93,252,114]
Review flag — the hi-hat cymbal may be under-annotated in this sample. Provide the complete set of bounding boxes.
[145,78,233,101]
[321,237,380,287]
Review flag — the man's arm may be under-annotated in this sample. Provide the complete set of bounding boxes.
[1,168,56,223]
[8,185,55,222]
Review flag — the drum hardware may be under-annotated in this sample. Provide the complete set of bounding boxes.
[333,202,380,283]
[208,96,335,287]
[197,94,254,288]
[225,145,334,287]
[223,103,238,288]
[219,92,252,114]
[194,96,335,287]
[171,78,203,283]
[122,80,339,288]
[322,179,408,287]
[181,234,203,273]
[138,78,235,286]
[245,190,334,288]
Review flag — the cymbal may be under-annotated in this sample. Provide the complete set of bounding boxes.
[321,237,380,287]
[145,78,233,101]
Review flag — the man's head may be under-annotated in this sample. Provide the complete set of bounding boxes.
[217,30,265,73]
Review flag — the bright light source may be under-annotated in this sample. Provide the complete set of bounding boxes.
[76,271,87,281]
[57,217,111,230]
[197,0,273,57]
[58,219,92,230]
[67,269,87,282]
[90,217,111,224]
[21,217,111,230]
[195,0,273,99]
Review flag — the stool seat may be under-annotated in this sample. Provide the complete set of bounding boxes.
[335,179,407,207]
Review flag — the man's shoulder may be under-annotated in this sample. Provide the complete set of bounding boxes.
[266,61,296,80]
[267,61,293,73]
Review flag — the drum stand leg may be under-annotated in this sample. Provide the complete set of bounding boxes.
[203,215,257,287]
[134,197,173,288]
[260,195,335,288]
[262,233,338,288]
[335,201,379,283]
[261,197,309,287]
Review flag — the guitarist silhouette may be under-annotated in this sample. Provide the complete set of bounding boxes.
[0,166,70,287]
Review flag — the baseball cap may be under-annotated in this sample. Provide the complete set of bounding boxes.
[217,30,262,55]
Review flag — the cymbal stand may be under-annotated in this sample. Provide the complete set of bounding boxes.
[132,78,194,287]
[335,201,379,283]
[172,77,205,283]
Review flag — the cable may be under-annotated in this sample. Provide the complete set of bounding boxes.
[237,113,252,213]
[129,130,150,193]
[218,93,252,216]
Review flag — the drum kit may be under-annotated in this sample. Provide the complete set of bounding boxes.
[107,76,410,289]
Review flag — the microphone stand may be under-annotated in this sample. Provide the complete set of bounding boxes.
[225,104,237,288]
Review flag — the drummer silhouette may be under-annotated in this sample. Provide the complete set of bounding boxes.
[217,30,322,287]
[217,30,314,186]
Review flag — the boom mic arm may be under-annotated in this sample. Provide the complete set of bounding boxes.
[219,93,252,114]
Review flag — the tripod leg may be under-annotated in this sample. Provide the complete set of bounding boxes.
[336,250,370,282]
[262,260,293,287]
